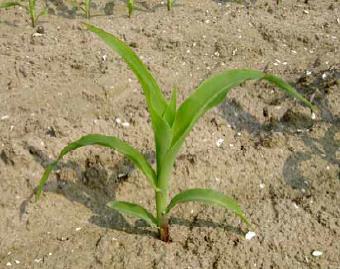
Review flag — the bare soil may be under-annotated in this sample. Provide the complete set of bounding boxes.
[0,0,339,268]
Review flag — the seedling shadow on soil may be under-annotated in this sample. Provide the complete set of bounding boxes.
[22,145,244,238]
[219,67,339,190]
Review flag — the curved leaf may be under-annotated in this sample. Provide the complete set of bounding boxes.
[166,188,249,225]
[84,23,167,118]
[171,69,314,149]
[36,134,157,200]
[84,24,174,175]
[107,200,157,227]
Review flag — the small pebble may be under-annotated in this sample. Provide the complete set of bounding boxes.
[259,183,265,189]
[115,118,122,124]
[245,231,256,240]
[311,113,316,120]
[34,258,42,263]
[322,73,327,80]
[312,250,323,257]
[121,121,130,128]
[216,138,224,147]
[6,262,11,266]
[75,227,82,231]
[1,115,9,120]
[14,260,20,264]
[36,25,45,34]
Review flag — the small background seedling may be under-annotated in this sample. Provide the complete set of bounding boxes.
[128,0,175,17]
[36,24,315,242]
[0,0,46,27]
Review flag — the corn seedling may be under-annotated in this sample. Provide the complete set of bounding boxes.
[127,0,175,17]
[167,0,174,10]
[70,0,91,19]
[0,0,46,27]
[36,24,315,242]
[127,0,133,17]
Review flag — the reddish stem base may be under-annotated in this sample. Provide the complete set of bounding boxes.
[159,224,170,242]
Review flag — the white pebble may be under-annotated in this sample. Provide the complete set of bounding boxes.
[6,262,11,266]
[115,118,122,124]
[121,121,130,128]
[303,10,309,14]
[102,55,107,61]
[14,260,20,264]
[312,250,322,257]
[306,70,312,76]
[216,138,224,147]
[1,115,9,120]
[259,183,265,189]
[34,258,42,263]
[75,227,82,231]
[322,73,327,80]
[48,253,52,256]
[245,231,256,240]
[311,113,316,120]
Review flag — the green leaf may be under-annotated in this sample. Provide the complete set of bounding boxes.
[0,1,23,8]
[168,69,314,161]
[166,188,249,225]
[263,74,316,110]
[84,23,167,118]
[84,24,174,176]
[107,200,157,227]
[36,134,157,200]
[163,88,177,127]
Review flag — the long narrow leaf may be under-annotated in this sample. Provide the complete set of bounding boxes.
[84,24,167,118]
[172,69,314,148]
[36,134,157,200]
[161,70,315,175]
[84,24,173,174]
[166,188,249,225]
[107,200,157,227]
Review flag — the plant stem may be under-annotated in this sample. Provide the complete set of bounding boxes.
[155,190,169,242]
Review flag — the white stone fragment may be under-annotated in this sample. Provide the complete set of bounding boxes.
[312,250,322,257]
[32,33,43,37]
[322,73,327,80]
[14,260,20,264]
[311,113,316,120]
[75,227,82,231]
[1,115,9,120]
[34,258,42,263]
[216,138,224,147]
[259,183,265,189]
[121,121,130,128]
[115,118,122,124]
[245,231,256,240]
[303,10,309,14]
[306,70,312,76]
[6,262,11,266]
